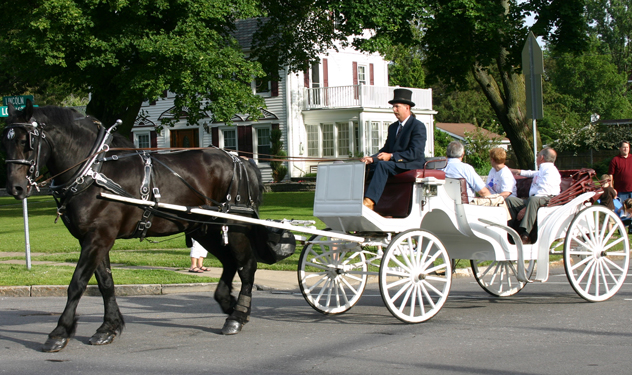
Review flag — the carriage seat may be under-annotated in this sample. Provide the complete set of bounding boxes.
[514,169,597,224]
[515,170,582,200]
[370,169,446,218]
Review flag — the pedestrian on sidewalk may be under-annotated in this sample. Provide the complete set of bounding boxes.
[187,237,210,273]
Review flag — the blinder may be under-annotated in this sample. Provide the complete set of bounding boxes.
[3,119,48,191]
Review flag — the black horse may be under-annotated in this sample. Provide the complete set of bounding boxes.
[1,102,267,352]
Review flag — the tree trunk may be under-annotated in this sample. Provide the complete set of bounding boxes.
[471,62,537,170]
[86,90,143,137]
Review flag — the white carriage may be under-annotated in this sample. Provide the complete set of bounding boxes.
[102,159,630,324]
[297,162,630,323]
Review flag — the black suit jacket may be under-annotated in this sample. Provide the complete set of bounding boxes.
[374,115,427,170]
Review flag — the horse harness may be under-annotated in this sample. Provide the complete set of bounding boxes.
[3,119,51,193]
[6,117,257,240]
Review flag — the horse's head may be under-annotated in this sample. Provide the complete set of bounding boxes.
[1,101,50,199]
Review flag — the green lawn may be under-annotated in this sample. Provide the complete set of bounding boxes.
[0,192,323,285]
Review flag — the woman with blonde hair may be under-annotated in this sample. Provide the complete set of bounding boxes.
[486,147,516,198]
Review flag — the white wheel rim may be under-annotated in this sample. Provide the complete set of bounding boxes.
[379,230,451,323]
[564,206,630,302]
[472,260,533,297]
[298,236,368,314]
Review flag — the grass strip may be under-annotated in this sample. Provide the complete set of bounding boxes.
[0,263,218,286]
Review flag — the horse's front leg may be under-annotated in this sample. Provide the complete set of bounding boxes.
[221,252,257,335]
[89,254,125,345]
[43,232,115,352]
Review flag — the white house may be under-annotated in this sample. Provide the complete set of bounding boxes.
[131,20,436,181]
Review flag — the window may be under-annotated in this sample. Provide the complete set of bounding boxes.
[353,122,360,157]
[257,128,271,157]
[357,65,367,85]
[370,121,381,155]
[336,122,349,157]
[223,129,236,150]
[322,123,334,157]
[136,132,150,148]
[306,124,319,157]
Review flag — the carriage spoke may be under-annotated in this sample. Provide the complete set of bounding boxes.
[570,254,594,271]
[420,282,437,309]
[602,256,625,273]
[601,236,625,252]
[397,283,415,313]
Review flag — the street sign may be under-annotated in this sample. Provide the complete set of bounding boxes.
[3,95,34,107]
[0,104,38,117]
[522,32,543,120]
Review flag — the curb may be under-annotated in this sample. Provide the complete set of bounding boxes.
[0,283,218,298]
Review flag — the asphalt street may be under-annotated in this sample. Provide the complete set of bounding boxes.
[2,267,632,375]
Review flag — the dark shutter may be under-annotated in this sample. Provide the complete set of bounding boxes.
[323,59,328,87]
[304,69,310,88]
[237,125,253,157]
[271,80,279,97]
[211,127,219,147]
[151,131,157,148]
[369,63,374,85]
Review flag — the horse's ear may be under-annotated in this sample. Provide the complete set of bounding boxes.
[24,99,34,120]
[7,102,15,116]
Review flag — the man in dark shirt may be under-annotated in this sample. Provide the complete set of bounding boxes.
[609,140,632,201]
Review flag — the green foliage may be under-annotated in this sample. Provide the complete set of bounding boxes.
[0,0,265,134]
[463,126,502,175]
[586,0,632,76]
[433,74,499,128]
[270,129,287,182]
[541,41,632,152]
[384,42,426,88]
[433,128,453,157]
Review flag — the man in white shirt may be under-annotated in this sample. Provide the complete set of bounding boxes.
[505,147,561,243]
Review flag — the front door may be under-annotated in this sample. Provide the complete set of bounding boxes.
[170,129,199,148]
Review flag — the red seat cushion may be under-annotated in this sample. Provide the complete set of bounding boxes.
[370,169,446,218]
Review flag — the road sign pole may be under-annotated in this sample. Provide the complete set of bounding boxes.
[22,199,32,270]
[529,39,538,170]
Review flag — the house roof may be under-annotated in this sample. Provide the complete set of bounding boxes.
[234,19,260,50]
[435,122,509,142]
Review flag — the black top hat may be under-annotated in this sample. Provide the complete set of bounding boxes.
[388,88,415,107]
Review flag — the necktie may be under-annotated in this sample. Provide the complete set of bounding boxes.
[396,123,403,137]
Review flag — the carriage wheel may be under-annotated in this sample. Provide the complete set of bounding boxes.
[564,206,630,302]
[297,233,368,314]
[471,259,534,297]
[379,229,451,323]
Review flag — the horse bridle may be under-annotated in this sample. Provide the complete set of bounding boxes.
[3,120,49,192]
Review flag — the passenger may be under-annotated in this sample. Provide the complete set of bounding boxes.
[360,88,427,210]
[599,174,617,211]
[441,141,491,202]
[486,147,516,198]
[505,147,561,244]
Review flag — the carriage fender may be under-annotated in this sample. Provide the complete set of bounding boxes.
[534,191,596,282]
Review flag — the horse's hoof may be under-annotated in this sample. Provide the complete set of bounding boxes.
[89,332,116,346]
[42,337,69,352]
[221,320,243,335]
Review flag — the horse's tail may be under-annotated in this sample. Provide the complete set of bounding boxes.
[247,158,265,207]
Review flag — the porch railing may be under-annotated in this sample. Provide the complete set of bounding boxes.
[303,85,432,110]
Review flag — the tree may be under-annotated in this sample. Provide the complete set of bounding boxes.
[540,39,632,151]
[0,0,266,135]
[586,0,632,76]
[254,0,589,169]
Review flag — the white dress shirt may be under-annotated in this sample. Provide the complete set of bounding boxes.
[520,162,561,196]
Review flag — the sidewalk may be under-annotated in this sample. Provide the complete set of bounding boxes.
[0,255,473,298]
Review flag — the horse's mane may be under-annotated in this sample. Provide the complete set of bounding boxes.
[34,105,135,148]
